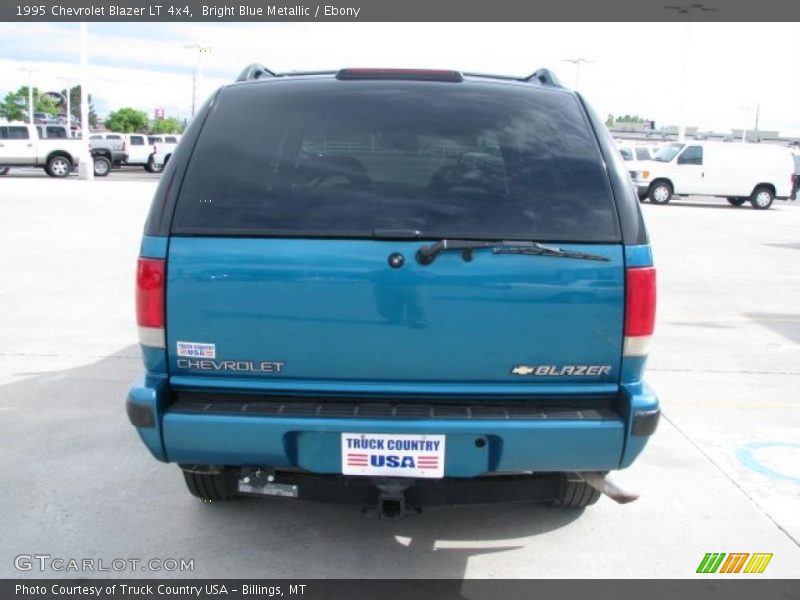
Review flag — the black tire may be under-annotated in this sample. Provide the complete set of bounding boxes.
[647,180,673,204]
[182,468,232,501]
[0,167,9,176]
[45,154,72,178]
[93,156,112,177]
[749,186,774,210]
[727,197,747,207]
[145,156,161,173]
[552,476,601,508]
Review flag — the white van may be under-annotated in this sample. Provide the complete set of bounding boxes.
[630,142,794,209]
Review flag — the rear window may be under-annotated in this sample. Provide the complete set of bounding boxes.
[173,80,619,241]
[130,136,145,145]
[618,147,633,161]
[46,126,67,139]
[148,136,162,144]
[165,136,178,143]
[6,126,30,140]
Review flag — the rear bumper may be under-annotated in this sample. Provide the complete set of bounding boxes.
[127,378,659,475]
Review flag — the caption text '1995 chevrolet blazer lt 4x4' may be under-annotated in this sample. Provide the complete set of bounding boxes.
[127,66,659,518]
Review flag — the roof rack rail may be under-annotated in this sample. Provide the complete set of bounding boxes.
[524,69,562,87]
[236,64,277,82]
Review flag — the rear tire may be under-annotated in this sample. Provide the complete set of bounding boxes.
[145,156,161,173]
[182,468,233,501]
[647,181,673,204]
[0,167,9,176]
[727,197,746,207]
[552,475,601,508]
[750,186,774,210]
[93,156,112,177]
[45,155,71,178]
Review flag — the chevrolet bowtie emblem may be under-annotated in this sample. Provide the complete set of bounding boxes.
[511,366,535,375]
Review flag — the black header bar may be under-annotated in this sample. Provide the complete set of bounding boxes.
[3,0,800,22]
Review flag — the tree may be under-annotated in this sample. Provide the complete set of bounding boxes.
[105,107,149,133]
[1,86,60,121]
[615,114,645,124]
[150,117,184,134]
[62,85,97,127]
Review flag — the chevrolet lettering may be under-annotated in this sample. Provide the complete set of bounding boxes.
[176,359,285,373]
[127,64,660,516]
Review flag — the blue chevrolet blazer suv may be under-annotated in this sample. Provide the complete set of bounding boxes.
[127,65,659,517]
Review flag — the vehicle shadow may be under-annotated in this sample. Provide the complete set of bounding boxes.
[644,199,794,210]
[745,312,800,345]
[0,346,585,580]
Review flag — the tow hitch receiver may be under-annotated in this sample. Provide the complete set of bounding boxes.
[364,479,421,520]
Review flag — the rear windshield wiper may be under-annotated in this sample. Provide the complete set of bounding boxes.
[416,239,610,265]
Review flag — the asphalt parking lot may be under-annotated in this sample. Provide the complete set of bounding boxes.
[0,166,162,182]
[1,174,799,579]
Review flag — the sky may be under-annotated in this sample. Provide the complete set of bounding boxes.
[1,21,799,135]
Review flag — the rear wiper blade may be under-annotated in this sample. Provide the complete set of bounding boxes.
[416,239,609,265]
[492,243,610,262]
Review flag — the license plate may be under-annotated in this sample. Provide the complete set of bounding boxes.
[341,433,445,479]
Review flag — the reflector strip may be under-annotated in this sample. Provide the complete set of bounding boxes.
[623,335,652,357]
[138,326,165,349]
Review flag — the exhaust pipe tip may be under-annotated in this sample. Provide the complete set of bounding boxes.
[576,472,640,504]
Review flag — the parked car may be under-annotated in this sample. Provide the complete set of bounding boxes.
[0,122,82,176]
[127,66,659,515]
[631,142,794,209]
[88,137,127,176]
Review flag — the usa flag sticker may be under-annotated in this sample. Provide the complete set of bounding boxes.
[341,433,445,479]
[176,341,216,358]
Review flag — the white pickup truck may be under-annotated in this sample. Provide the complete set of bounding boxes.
[148,135,181,172]
[0,122,83,177]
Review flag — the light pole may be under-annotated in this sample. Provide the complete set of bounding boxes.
[562,58,593,90]
[664,3,717,142]
[78,22,93,181]
[57,76,73,135]
[184,44,212,116]
[740,105,751,143]
[18,67,37,123]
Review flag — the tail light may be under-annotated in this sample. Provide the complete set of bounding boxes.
[624,267,656,356]
[136,258,165,348]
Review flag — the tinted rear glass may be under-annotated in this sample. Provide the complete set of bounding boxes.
[8,126,30,140]
[46,126,67,139]
[174,79,619,241]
